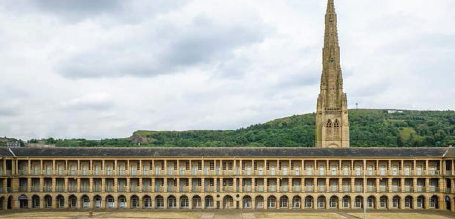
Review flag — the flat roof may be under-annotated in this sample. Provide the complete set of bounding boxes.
[1,147,453,158]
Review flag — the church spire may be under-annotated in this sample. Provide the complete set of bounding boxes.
[315,0,350,148]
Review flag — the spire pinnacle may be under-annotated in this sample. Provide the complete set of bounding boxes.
[326,0,335,14]
[315,0,349,148]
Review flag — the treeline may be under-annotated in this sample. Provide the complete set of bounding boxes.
[39,109,455,148]
[28,138,135,147]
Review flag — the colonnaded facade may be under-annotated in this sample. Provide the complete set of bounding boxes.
[2,0,454,213]
[1,148,455,211]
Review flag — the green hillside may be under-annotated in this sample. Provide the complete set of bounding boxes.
[53,109,455,147]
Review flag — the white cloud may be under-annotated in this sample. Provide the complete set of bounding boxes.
[0,0,454,139]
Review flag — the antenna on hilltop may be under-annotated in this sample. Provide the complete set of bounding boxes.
[356,103,359,109]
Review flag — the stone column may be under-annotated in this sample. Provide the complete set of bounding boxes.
[151,178,155,192]
[189,178,193,192]
[89,178,93,192]
[425,160,429,176]
[276,178,280,192]
[114,178,118,193]
[400,178,405,193]
[27,178,32,192]
[201,178,205,193]
[425,178,429,193]
[264,178,267,192]
[351,178,355,193]
[339,178,343,192]
[39,178,44,192]
[139,178,143,192]
[52,178,56,192]
[314,178,318,193]
[76,178,81,193]
[101,178,106,192]
[413,178,417,193]
[126,178,130,193]
[438,178,444,193]
[252,178,255,193]
[388,178,392,193]
[64,178,69,192]
[376,178,380,193]
[325,178,329,193]
[438,194,445,210]
[163,178,167,193]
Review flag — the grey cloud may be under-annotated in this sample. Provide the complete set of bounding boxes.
[0,0,188,23]
[34,0,122,14]
[57,14,269,79]
[0,107,20,116]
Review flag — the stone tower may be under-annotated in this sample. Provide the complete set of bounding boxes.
[315,0,350,148]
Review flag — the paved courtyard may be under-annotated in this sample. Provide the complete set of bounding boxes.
[0,210,454,219]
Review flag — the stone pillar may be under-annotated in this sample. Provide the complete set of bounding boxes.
[438,194,445,210]
[163,178,167,193]
[64,178,69,192]
[12,159,16,175]
[27,178,32,192]
[214,178,218,192]
[252,178,255,193]
[314,178,318,193]
[339,178,343,192]
[202,178,205,193]
[438,178,444,193]
[52,178,56,192]
[276,178,280,192]
[425,160,429,176]
[76,178,80,193]
[424,195,430,210]
[52,160,56,175]
[114,178,118,193]
[89,178,93,192]
[189,178,193,192]
[425,178,430,193]
[264,178,268,192]
[101,178,105,192]
[388,160,392,175]
[413,178,417,193]
[39,178,44,192]
[376,178,380,193]
[400,160,404,176]
[351,178,355,193]
[151,178,155,192]
[325,178,329,193]
[388,178,392,193]
[234,178,237,192]
[400,178,405,193]
[126,178,130,193]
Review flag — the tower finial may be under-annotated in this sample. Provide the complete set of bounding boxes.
[327,0,335,14]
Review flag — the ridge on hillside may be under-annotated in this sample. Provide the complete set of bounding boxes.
[128,109,454,148]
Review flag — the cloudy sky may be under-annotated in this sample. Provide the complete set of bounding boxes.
[1,0,454,140]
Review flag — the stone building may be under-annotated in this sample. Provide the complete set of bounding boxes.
[1,0,454,212]
[315,0,349,148]
[1,147,455,211]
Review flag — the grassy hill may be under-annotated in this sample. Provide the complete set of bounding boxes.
[52,109,454,147]
[125,109,455,148]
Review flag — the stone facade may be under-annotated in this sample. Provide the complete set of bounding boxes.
[1,153,455,211]
[315,0,350,148]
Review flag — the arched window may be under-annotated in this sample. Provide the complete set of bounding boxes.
[333,119,340,135]
[326,120,332,128]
